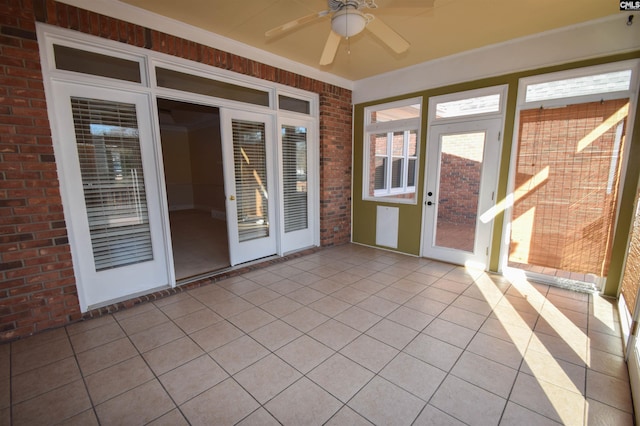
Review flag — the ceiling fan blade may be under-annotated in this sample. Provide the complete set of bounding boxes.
[319,31,341,66]
[265,10,329,38]
[366,17,410,54]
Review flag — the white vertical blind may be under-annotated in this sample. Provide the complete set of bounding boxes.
[232,119,269,242]
[282,125,308,233]
[71,97,153,271]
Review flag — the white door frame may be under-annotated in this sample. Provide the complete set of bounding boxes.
[421,118,502,269]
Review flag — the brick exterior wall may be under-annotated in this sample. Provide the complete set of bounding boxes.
[620,187,640,315]
[0,0,352,341]
[509,99,627,276]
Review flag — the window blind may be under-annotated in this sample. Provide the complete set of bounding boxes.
[232,120,269,242]
[282,125,308,233]
[71,97,153,271]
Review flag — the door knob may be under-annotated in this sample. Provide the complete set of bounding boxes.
[427,201,433,206]
[229,195,236,201]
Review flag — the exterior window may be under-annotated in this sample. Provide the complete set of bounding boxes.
[364,98,421,203]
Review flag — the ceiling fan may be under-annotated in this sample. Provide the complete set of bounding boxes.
[265,0,435,66]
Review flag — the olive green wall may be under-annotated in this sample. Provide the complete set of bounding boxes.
[352,51,640,297]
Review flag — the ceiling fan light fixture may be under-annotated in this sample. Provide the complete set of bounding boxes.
[331,8,366,37]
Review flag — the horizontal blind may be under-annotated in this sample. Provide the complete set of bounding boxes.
[71,97,153,271]
[232,120,269,242]
[282,125,308,233]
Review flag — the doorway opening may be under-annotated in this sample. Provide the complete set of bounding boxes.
[157,99,229,280]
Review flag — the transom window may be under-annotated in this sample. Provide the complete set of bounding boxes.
[364,98,422,203]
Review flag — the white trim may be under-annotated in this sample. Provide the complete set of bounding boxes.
[56,0,352,90]
[353,15,640,104]
[427,86,508,124]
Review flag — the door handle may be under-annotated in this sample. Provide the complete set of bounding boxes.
[229,195,236,201]
[427,201,433,206]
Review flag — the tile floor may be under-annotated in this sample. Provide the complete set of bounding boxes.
[0,244,634,425]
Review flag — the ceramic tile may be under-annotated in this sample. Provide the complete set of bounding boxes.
[404,334,463,372]
[586,369,633,413]
[12,379,91,426]
[260,296,303,317]
[172,308,223,334]
[365,318,418,350]
[189,320,243,352]
[146,408,190,426]
[325,406,374,426]
[438,305,487,331]
[159,355,228,405]
[234,354,301,403]
[334,306,382,332]
[143,336,204,375]
[58,408,99,426]
[117,308,168,336]
[423,318,476,348]
[450,351,518,398]
[357,295,400,317]
[236,408,280,426]
[404,294,449,316]
[309,295,352,317]
[129,321,186,353]
[430,375,506,426]
[387,306,434,331]
[276,335,334,374]
[281,306,329,332]
[412,404,466,426]
[308,353,374,403]
[340,334,398,373]
[500,402,562,426]
[586,398,634,426]
[228,307,276,333]
[158,297,206,320]
[419,286,459,304]
[95,380,174,425]
[467,333,524,370]
[75,337,138,376]
[12,356,81,403]
[380,352,446,401]
[210,297,254,318]
[11,336,73,375]
[249,320,303,351]
[308,319,361,351]
[85,356,154,405]
[241,288,281,306]
[349,376,425,425]
[287,287,327,305]
[521,349,586,394]
[265,377,342,425]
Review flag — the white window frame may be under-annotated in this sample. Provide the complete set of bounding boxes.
[363,97,422,204]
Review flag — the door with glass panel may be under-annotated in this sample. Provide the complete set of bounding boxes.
[51,82,170,311]
[221,110,277,265]
[422,119,501,268]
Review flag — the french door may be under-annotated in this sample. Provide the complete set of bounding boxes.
[422,119,501,268]
[221,110,277,265]
[51,82,170,311]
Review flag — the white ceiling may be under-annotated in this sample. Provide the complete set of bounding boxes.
[117,0,618,81]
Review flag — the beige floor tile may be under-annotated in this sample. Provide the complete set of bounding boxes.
[451,295,494,316]
[267,279,304,295]
[340,334,398,373]
[308,353,374,403]
[357,295,400,317]
[375,286,415,304]
[529,331,588,367]
[586,398,634,426]
[12,379,91,426]
[308,319,360,351]
[68,322,125,354]
[510,372,585,425]
[589,329,625,357]
[404,294,449,316]
[380,352,446,401]
[309,278,348,295]
[146,408,189,426]
[143,336,204,375]
[309,295,351,317]
[478,317,533,349]
[158,297,206,320]
[431,278,471,295]
[117,308,169,336]
[210,297,254,318]
[112,301,157,321]
[189,320,243,352]
[588,348,629,380]
[211,335,269,375]
[75,337,138,376]
[467,333,523,370]
[241,288,281,306]
[287,270,324,285]
[387,306,434,331]
[418,286,459,305]
[586,369,633,413]
[12,356,81,404]
[490,304,540,329]
[250,319,302,351]
[521,349,585,394]
[11,336,73,375]
[349,376,425,425]
[412,404,466,426]
[390,278,429,295]
[159,354,228,405]
[451,351,518,398]
[325,406,373,426]
[404,271,440,286]
[260,296,303,317]
[500,402,562,426]
[228,307,277,333]
[276,335,334,373]
[234,354,302,403]
[85,356,154,405]
[58,408,99,426]
[365,318,418,350]
[423,318,476,348]
[244,270,283,286]
[66,315,116,336]
[266,377,342,424]
[332,286,370,304]
[130,321,186,353]
[95,380,174,425]
[438,305,487,331]
[287,287,326,305]
[366,271,399,285]
[10,328,67,354]
[430,375,506,425]
[282,306,329,332]
[236,407,280,425]
[350,279,386,295]
[404,334,463,372]
[219,278,262,296]
[173,308,223,334]
[334,306,382,332]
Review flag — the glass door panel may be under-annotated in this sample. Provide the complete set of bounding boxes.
[423,119,501,268]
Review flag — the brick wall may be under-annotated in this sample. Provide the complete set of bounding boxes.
[0,0,352,340]
[509,99,627,276]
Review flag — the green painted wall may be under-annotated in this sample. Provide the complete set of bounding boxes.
[352,51,640,297]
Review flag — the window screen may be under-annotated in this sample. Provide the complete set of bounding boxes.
[282,125,308,232]
[54,45,142,83]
